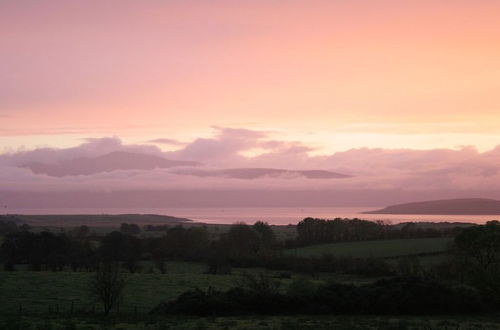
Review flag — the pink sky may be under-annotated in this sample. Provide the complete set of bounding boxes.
[1,0,500,154]
[2,1,500,209]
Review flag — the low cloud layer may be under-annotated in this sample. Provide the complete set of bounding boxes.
[0,137,169,166]
[1,128,500,207]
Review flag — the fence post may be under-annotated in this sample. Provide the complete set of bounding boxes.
[18,303,22,315]
[70,301,74,315]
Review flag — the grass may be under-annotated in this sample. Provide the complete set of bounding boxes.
[0,260,381,316]
[0,262,238,315]
[0,238,455,316]
[2,315,500,330]
[286,237,453,258]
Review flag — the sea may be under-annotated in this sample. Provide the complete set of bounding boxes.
[1,207,498,225]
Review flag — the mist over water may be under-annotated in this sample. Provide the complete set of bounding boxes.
[2,207,496,225]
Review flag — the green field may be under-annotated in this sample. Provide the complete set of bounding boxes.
[0,262,241,315]
[0,262,383,317]
[286,237,453,258]
[1,236,498,329]
[0,238,454,316]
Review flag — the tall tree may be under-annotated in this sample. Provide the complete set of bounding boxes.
[89,262,127,315]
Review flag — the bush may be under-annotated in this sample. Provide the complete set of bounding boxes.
[152,276,485,316]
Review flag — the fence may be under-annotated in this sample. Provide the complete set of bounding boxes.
[2,301,151,317]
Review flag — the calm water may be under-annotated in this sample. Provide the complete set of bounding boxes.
[2,207,498,225]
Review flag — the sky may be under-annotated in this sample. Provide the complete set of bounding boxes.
[1,0,500,154]
[1,1,500,208]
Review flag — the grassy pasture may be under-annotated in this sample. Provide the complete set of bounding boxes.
[0,262,239,315]
[0,238,454,315]
[0,261,380,316]
[286,237,453,258]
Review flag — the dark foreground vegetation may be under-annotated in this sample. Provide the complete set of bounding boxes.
[154,275,483,316]
[0,215,499,328]
[3,315,500,330]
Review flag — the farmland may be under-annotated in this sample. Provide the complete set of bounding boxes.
[1,218,498,329]
[286,237,453,258]
[2,264,500,329]
[0,237,455,316]
[0,262,237,315]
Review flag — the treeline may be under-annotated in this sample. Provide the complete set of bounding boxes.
[0,225,206,273]
[0,218,30,235]
[0,221,280,274]
[152,275,485,316]
[154,221,500,316]
[0,230,94,272]
[0,221,393,277]
[290,217,463,247]
[0,217,477,278]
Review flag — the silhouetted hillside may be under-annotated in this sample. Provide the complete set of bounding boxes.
[365,198,500,215]
[1,213,193,227]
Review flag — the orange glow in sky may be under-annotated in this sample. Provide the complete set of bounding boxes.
[1,0,500,153]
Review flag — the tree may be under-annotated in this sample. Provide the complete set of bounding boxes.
[454,220,500,270]
[454,221,500,306]
[225,223,260,258]
[19,224,31,232]
[98,231,143,272]
[89,262,127,315]
[206,241,232,275]
[120,223,141,236]
[253,221,277,250]
[152,248,167,274]
[74,225,90,239]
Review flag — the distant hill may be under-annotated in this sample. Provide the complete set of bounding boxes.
[2,213,193,227]
[175,168,351,179]
[392,222,475,230]
[22,151,199,176]
[364,198,500,215]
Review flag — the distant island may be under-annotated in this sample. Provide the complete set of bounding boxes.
[0,213,193,227]
[364,198,500,215]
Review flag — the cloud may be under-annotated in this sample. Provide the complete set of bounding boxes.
[0,137,164,166]
[1,128,500,204]
[166,127,316,168]
[147,138,187,146]
[167,127,270,164]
